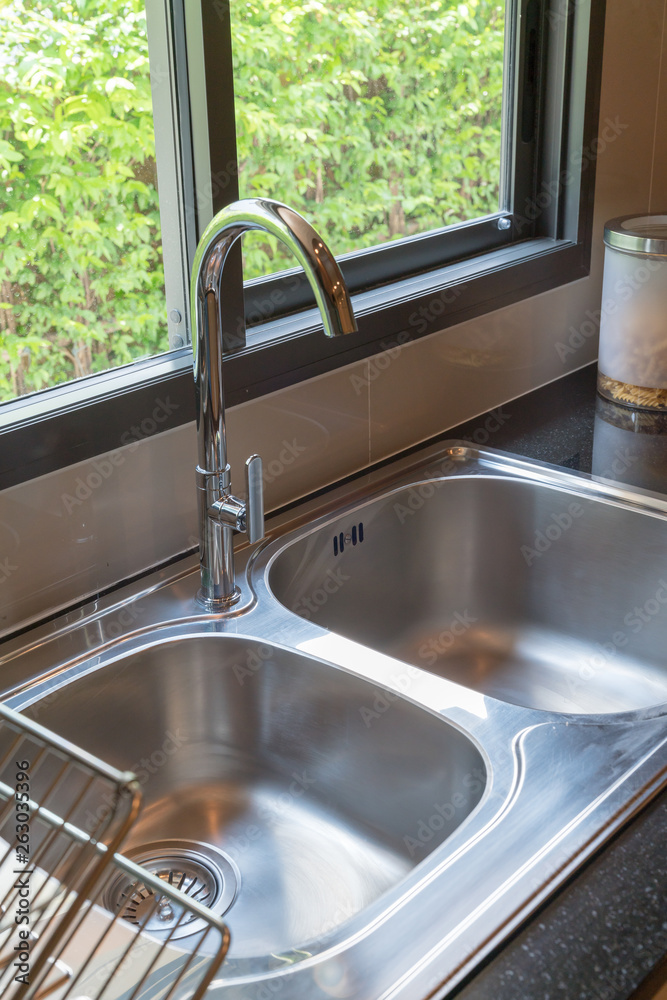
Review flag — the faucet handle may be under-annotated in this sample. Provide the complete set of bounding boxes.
[245,454,265,543]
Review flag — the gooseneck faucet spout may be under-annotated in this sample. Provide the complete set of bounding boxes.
[191,198,357,610]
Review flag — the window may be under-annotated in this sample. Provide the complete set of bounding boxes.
[230,1,507,277]
[0,0,170,399]
[0,0,606,486]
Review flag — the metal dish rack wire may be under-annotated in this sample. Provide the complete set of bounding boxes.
[0,703,230,999]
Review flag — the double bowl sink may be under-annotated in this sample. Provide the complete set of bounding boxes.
[1,443,667,998]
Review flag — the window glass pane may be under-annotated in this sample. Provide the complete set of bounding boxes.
[231,0,506,280]
[0,0,165,401]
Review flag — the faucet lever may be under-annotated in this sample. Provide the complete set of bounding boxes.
[244,454,265,543]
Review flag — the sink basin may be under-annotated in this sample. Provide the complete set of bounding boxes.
[23,634,486,972]
[267,473,667,714]
[4,444,667,999]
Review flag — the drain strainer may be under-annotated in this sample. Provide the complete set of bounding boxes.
[103,839,239,939]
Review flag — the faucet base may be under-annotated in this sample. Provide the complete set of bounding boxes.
[195,586,242,612]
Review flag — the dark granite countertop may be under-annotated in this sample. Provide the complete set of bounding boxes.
[440,364,667,1000]
[447,362,599,474]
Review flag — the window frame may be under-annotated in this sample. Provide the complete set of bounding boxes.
[0,0,607,489]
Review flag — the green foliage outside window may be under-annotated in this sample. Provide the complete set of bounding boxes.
[233,0,506,276]
[0,0,505,401]
[0,0,163,399]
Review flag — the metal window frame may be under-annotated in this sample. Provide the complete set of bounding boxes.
[145,0,197,350]
[0,0,606,489]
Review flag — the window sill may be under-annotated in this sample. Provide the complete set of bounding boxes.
[0,234,588,489]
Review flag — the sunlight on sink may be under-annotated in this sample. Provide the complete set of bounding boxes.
[299,632,490,719]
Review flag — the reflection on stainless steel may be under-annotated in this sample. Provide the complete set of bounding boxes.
[191,198,357,611]
[593,393,667,493]
[1,443,667,999]
[20,636,483,972]
[267,475,667,714]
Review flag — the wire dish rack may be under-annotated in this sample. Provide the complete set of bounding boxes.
[0,703,230,1000]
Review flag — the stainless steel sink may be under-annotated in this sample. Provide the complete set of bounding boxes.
[2,442,667,999]
[266,456,667,715]
[16,634,485,973]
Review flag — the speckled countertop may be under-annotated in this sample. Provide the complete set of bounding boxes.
[440,364,667,1000]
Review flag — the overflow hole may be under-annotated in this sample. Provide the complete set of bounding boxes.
[333,522,364,555]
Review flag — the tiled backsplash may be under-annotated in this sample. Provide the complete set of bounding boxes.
[2,0,667,636]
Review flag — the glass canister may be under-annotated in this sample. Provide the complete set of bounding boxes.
[597,214,667,410]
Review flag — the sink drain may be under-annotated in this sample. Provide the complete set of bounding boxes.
[103,840,239,939]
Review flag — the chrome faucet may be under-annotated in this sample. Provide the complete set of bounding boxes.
[190,198,358,609]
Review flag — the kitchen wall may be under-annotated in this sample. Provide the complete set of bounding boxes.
[2,0,666,635]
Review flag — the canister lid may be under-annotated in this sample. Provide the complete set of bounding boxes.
[604,214,667,255]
